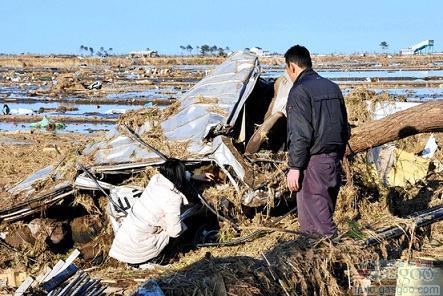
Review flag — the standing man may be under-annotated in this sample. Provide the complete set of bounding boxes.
[285,45,349,237]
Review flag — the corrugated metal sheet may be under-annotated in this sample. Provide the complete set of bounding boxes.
[7,165,55,195]
[162,52,260,141]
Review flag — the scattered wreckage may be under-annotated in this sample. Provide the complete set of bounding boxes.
[1,52,443,293]
[2,51,443,234]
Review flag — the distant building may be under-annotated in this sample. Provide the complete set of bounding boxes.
[400,40,434,55]
[129,50,159,58]
[249,47,270,57]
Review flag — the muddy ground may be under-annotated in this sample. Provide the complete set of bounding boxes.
[0,131,100,189]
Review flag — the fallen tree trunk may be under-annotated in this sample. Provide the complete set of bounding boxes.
[347,101,443,156]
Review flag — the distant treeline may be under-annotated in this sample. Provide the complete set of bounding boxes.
[179,45,230,56]
[78,45,229,57]
[79,46,113,57]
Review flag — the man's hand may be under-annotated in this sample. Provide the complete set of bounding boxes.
[287,169,301,192]
[204,173,215,181]
[191,173,216,182]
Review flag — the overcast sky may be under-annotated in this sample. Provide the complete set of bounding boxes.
[1,0,442,55]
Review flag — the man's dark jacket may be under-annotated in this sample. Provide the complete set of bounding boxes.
[286,69,349,170]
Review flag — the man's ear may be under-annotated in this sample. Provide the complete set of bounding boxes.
[288,63,296,74]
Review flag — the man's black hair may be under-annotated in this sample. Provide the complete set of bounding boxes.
[284,45,312,69]
[159,158,187,191]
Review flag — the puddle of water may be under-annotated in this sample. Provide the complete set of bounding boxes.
[125,73,140,80]
[0,84,40,95]
[1,101,142,117]
[0,86,28,98]
[0,137,30,145]
[172,65,214,71]
[262,69,443,79]
[342,87,443,102]
[371,88,443,101]
[0,122,113,134]
[106,88,177,100]
[320,70,443,79]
